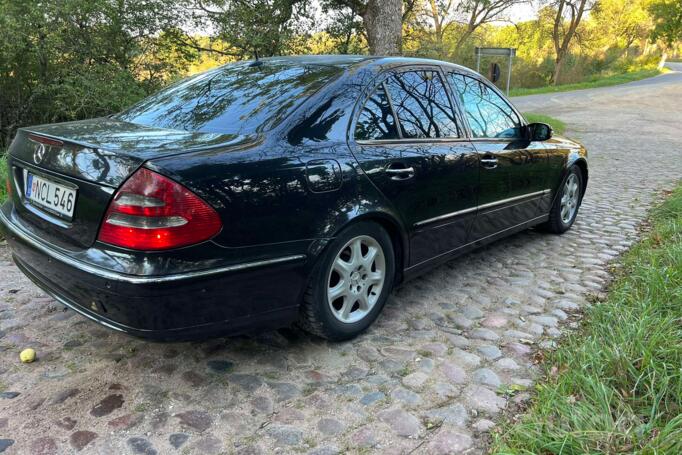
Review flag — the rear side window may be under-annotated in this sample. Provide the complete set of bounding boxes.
[448,73,522,138]
[355,84,399,140]
[384,70,460,139]
[116,63,342,135]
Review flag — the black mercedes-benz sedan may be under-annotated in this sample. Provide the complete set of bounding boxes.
[0,55,587,341]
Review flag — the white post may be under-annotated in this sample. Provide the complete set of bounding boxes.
[506,53,513,95]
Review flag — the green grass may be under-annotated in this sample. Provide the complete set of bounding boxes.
[510,69,663,97]
[0,154,7,205]
[522,113,566,135]
[493,183,682,454]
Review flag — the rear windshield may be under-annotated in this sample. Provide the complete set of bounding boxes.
[116,62,342,135]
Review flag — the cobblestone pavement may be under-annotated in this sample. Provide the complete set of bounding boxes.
[1,65,681,455]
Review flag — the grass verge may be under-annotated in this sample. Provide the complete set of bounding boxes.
[492,183,682,454]
[510,69,663,97]
[0,154,7,205]
[522,113,566,135]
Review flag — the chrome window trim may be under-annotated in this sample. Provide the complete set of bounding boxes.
[414,189,551,228]
[356,137,471,146]
[0,208,306,284]
[468,137,526,143]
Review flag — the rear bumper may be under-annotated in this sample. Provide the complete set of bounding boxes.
[0,205,308,340]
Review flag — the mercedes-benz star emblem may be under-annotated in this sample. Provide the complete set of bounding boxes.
[34,143,46,164]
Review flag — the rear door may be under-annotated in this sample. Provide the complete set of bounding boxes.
[349,67,479,266]
[446,72,549,240]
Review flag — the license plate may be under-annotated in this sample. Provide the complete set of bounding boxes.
[25,173,77,219]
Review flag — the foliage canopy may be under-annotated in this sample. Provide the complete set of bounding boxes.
[0,0,678,147]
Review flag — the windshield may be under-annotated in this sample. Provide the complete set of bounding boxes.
[116,62,342,135]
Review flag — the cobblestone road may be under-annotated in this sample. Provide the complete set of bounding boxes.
[0,65,681,455]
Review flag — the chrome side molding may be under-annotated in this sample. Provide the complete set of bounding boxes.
[414,189,551,228]
[0,209,306,285]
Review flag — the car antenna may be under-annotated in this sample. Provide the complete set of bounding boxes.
[249,48,263,67]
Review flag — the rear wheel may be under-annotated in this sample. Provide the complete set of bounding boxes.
[543,165,583,233]
[298,222,395,341]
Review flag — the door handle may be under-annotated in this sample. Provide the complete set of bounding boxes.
[480,157,498,169]
[385,165,415,180]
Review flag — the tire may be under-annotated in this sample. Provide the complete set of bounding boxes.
[542,165,584,234]
[298,221,395,341]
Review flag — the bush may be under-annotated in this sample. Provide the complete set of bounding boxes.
[0,155,7,206]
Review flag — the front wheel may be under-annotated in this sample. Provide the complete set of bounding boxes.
[298,222,395,341]
[542,165,584,233]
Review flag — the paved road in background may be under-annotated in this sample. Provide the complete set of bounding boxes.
[0,65,680,455]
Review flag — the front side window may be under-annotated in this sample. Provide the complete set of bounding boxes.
[448,73,522,139]
[384,70,460,139]
[355,84,399,140]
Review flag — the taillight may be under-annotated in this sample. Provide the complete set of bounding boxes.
[97,168,221,250]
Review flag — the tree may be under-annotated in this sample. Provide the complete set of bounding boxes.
[362,0,404,54]
[322,0,405,55]
[591,0,651,51]
[0,0,192,147]
[550,0,595,84]
[182,0,314,58]
[321,5,367,53]
[649,0,682,48]
[426,0,453,49]
[421,0,527,57]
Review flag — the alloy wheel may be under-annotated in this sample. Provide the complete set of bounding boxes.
[560,173,580,224]
[327,235,386,324]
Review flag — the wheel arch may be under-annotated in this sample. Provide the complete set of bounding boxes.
[332,210,409,285]
[561,157,589,199]
[572,158,588,200]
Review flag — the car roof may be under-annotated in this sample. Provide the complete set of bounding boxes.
[366,56,475,74]
[242,55,374,68]
[239,55,477,76]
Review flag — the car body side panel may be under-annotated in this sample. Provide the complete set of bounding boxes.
[469,138,550,240]
[350,140,479,266]
[543,135,588,210]
[148,141,390,244]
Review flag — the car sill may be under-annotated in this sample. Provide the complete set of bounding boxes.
[414,189,551,228]
[0,208,306,285]
[406,213,548,272]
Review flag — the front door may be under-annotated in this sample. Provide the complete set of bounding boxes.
[349,68,479,266]
[447,72,549,240]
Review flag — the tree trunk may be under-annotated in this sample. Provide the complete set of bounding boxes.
[551,0,588,86]
[553,53,565,85]
[429,0,443,46]
[362,0,402,55]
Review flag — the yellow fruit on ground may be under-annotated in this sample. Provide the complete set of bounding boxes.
[20,348,36,363]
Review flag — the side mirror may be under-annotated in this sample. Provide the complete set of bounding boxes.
[526,122,553,141]
[489,62,501,83]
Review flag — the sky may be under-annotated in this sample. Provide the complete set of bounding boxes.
[506,2,542,23]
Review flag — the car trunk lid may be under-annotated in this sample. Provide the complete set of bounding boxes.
[6,118,248,250]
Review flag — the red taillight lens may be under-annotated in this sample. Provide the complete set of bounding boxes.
[98,168,222,250]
